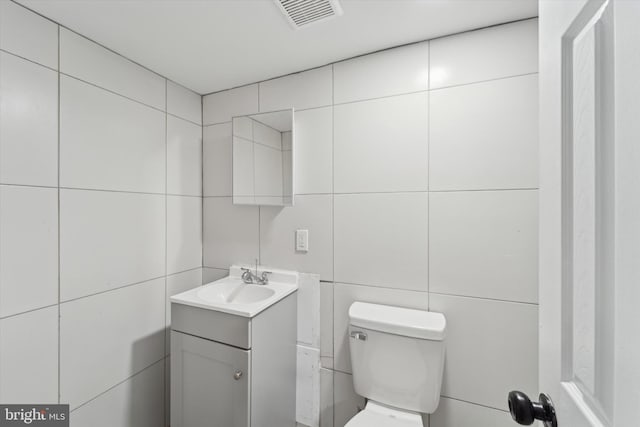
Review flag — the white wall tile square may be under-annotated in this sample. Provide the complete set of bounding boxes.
[0,1,58,69]
[167,81,202,125]
[0,52,58,186]
[167,115,203,196]
[334,193,428,290]
[203,84,258,125]
[71,362,165,427]
[203,267,229,284]
[259,66,333,112]
[166,268,203,353]
[203,197,259,268]
[320,368,334,427]
[333,371,364,427]
[260,195,333,281]
[60,28,166,110]
[334,41,429,104]
[334,93,428,193]
[203,123,233,197]
[60,76,166,193]
[0,306,58,404]
[429,293,538,410]
[60,278,165,409]
[295,107,333,194]
[430,398,513,427]
[429,74,538,190]
[167,196,202,275]
[60,189,165,301]
[430,190,538,303]
[233,116,253,140]
[0,185,58,317]
[333,283,429,373]
[429,19,538,89]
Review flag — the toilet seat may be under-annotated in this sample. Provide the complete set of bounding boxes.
[344,401,424,427]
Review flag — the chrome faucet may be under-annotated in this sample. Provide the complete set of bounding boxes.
[241,267,271,285]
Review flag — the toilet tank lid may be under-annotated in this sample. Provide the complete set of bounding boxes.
[349,302,446,341]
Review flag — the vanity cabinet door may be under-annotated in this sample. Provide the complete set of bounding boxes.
[171,331,250,427]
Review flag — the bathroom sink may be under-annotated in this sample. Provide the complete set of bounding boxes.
[170,266,298,318]
[196,280,275,304]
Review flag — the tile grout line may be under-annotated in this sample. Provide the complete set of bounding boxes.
[426,41,431,314]
[163,78,168,427]
[199,15,538,98]
[69,357,166,414]
[56,23,62,405]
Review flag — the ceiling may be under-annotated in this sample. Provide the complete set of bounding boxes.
[18,0,538,95]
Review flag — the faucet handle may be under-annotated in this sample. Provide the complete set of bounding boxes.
[259,271,272,284]
[241,268,254,283]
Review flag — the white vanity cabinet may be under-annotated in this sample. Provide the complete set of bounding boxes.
[170,291,297,427]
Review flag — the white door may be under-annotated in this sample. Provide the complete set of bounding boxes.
[534,0,640,426]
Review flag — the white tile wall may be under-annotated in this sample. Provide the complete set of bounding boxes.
[333,42,429,104]
[0,4,203,424]
[70,361,165,427]
[430,190,538,303]
[60,189,165,301]
[167,115,203,196]
[260,195,333,281]
[319,368,334,427]
[0,0,58,69]
[294,107,333,194]
[60,278,165,409]
[60,28,166,110]
[429,293,538,410]
[259,66,332,112]
[166,268,203,353]
[334,93,428,193]
[203,84,258,125]
[202,267,229,284]
[0,306,59,403]
[333,283,429,374]
[0,186,58,317]
[0,52,58,186]
[333,371,365,427]
[429,74,538,190]
[199,18,539,427]
[334,193,428,290]
[167,81,202,125]
[430,398,513,427]
[167,196,202,275]
[203,123,233,196]
[429,19,538,89]
[203,197,259,268]
[60,76,166,193]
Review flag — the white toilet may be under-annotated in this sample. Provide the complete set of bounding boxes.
[345,302,446,427]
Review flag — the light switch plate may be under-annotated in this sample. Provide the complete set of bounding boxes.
[296,229,309,252]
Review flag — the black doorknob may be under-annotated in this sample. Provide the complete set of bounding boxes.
[508,391,558,427]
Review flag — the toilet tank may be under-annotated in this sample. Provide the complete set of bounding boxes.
[348,302,446,414]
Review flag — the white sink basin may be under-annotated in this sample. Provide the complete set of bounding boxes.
[196,279,275,304]
[170,266,298,318]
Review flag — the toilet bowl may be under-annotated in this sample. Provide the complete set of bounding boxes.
[344,302,446,427]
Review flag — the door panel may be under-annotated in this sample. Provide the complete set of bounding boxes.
[540,0,640,426]
[171,331,250,427]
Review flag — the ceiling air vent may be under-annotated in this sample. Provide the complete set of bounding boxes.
[274,0,343,29]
